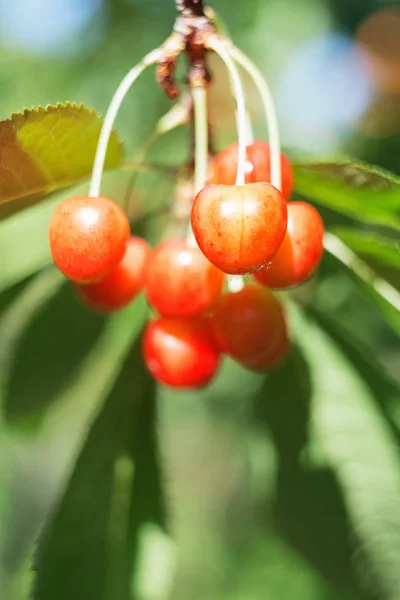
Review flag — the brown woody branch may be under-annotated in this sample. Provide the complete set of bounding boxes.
[157,0,214,98]
[175,0,206,17]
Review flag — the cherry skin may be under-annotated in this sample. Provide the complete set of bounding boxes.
[211,284,286,367]
[255,201,324,289]
[207,140,294,200]
[240,323,290,372]
[143,316,221,389]
[145,238,225,317]
[49,195,130,283]
[75,236,151,313]
[191,183,287,275]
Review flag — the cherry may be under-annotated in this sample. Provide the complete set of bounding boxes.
[49,195,130,283]
[240,323,290,372]
[191,183,287,275]
[211,284,286,368]
[145,238,225,317]
[143,316,220,388]
[75,236,151,312]
[207,140,294,201]
[255,201,324,289]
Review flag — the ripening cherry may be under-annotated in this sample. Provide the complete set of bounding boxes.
[191,183,287,275]
[207,140,294,201]
[145,238,225,317]
[75,236,151,312]
[255,201,324,289]
[143,316,221,388]
[49,195,130,283]
[211,284,286,368]
[240,323,290,372]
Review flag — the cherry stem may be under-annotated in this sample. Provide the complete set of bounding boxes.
[89,47,161,198]
[230,46,282,192]
[245,111,255,145]
[186,86,209,246]
[192,87,209,195]
[207,37,247,186]
[227,275,245,293]
[324,233,400,313]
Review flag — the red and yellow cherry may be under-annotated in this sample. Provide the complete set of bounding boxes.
[211,284,286,366]
[191,183,287,275]
[49,195,130,283]
[145,238,224,317]
[143,316,220,388]
[75,236,151,312]
[255,201,324,289]
[207,140,294,201]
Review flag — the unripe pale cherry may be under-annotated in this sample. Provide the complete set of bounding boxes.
[211,284,287,369]
[75,236,151,312]
[144,238,225,317]
[143,316,221,389]
[191,183,287,275]
[49,195,130,283]
[207,140,294,201]
[255,201,324,289]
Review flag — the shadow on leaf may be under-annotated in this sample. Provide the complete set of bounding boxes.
[255,346,371,598]
[3,282,106,425]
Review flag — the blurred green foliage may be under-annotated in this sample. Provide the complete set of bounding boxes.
[0,1,400,600]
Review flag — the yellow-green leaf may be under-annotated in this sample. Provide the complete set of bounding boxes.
[0,103,124,219]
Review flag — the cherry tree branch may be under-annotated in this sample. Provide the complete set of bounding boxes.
[175,0,206,17]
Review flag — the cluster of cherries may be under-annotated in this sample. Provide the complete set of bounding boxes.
[49,140,324,389]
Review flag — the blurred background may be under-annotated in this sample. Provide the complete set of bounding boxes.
[0,1,400,599]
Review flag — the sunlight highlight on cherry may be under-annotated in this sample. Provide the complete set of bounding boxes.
[49,195,130,283]
[191,183,287,275]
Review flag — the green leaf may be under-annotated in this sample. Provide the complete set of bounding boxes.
[0,269,65,418]
[0,277,107,424]
[32,339,166,600]
[333,228,400,288]
[0,199,54,294]
[290,304,400,600]
[228,533,355,600]
[324,233,400,337]
[333,229,400,271]
[256,352,368,596]
[0,103,124,220]
[309,311,400,445]
[293,160,400,229]
[0,279,148,598]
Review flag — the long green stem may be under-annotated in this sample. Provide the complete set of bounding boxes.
[230,46,282,192]
[227,275,245,292]
[186,86,209,246]
[192,88,209,195]
[89,47,161,198]
[206,37,247,186]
